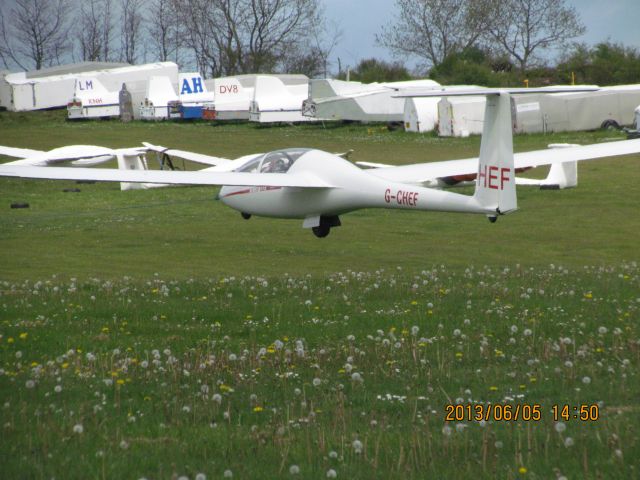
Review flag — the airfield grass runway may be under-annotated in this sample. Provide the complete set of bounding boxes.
[0,111,639,478]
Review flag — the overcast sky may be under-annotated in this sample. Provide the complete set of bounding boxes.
[322,0,640,71]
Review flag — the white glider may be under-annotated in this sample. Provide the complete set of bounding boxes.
[1,88,640,238]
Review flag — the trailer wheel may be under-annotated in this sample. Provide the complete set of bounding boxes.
[601,119,620,130]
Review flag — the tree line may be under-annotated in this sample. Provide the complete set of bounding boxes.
[0,0,638,87]
[0,0,336,78]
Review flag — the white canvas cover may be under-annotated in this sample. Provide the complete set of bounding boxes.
[67,77,120,119]
[249,75,311,123]
[0,62,178,111]
[204,76,254,120]
[437,96,486,136]
[403,97,439,132]
[178,72,214,105]
[304,79,441,122]
[139,76,179,120]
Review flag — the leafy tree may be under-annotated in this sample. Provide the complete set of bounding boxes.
[338,58,412,83]
[429,47,517,86]
[557,42,640,86]
[488,0,585,72]
[377,0,492,70]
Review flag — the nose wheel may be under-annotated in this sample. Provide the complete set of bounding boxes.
[241,212,251,220]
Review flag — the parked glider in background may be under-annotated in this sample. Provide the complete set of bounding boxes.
[2,89,640,238]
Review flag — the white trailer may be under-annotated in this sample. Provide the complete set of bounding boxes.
[67,78,120,119]
[177,72,215,119]
[0,62,178,112]
[204,76,254,120]
[437,96,486,137]
[139,76,180,120]
[249,75,310,123]
[303,79,441,123]
[403,97,440,132]
[513,85,640,133]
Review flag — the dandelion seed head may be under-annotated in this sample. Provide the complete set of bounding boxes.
[326,469,337,478]
[195,474,206,480]
[312,377,322,387]
[582,376,591,385]
[328,450,338,459]
[352,439,363,454]
[564,437,574,447]
[289,465,300,475]
[72,424,83,434]
[555,422,566,433]
[223,470,233,478]
[25,380,35,389]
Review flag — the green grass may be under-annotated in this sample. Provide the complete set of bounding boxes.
[0,112,639,478]
[1,267,638,478]
[1,111,638,280]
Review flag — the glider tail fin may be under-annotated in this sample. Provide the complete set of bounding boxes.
[541,161,578,189]
[116,153,148,191]
[472,93,517,216]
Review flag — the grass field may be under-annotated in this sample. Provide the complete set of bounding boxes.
[1,112,639,478]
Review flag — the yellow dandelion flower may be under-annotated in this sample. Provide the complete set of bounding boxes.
[253,406,263,412]
[19,333,28,340]
[489,386,498,391]
[519,384,526,390]
[455,352,463,358]
[529,377,537,383]
[116,379,125,385]
[62,362,69,369]
[31,361,38,367]
[338,368,345,374]
[518,466,527,474]
[410,300,418,305]
[7,337,15,343]
[584,292,593,299]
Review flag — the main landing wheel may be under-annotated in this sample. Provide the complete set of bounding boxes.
[311,215,341,238]
[241,212,251,220]
[312,225,330,238]
[488,216,497,223]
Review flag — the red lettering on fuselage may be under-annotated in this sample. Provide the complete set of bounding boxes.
[384,188,418,207]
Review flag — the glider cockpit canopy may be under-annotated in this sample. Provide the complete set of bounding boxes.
[237,148,312,173]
